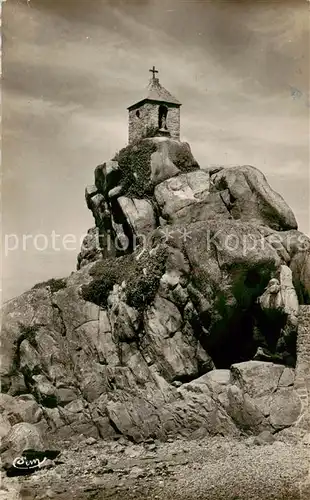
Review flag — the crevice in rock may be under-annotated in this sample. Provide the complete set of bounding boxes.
[107,416,122,437]
[274,367,286,393]
[39,394,58,409]
[220,190,234,217]
[150,197,161,228]
[52,303,67,337]
[172,373,201,384]
[110,198,135,256]
[72,319,100,332]
[83,401,107,439]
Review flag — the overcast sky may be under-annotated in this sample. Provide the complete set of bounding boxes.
[2,0,309,301]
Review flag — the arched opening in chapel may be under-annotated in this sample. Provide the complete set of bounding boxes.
[158,105,168,130]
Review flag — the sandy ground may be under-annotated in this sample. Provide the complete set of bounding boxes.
[1,431,310,500]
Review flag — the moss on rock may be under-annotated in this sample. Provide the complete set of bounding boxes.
[81,246,167,310]
[18,323,41,349]
[32,278,67,294]
[115,140,157,199]
[169,143,200,173]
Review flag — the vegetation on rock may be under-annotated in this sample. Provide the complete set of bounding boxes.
[171,145,200,173]
[32,278,67,294]
[81,246,167,310]
[81,261,117,308]
[18,323,41,349]
[126,249,167,309]
[113,140,157,199]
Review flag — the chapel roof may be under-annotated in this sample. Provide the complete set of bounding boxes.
[128,74,181,110]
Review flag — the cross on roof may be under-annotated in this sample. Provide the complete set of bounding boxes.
[149,66,159,79]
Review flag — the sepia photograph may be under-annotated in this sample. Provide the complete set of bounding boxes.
[1,0,310,499]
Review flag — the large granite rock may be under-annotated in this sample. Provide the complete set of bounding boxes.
[117,196,157,238]
[154,170,210,217]
[153,170,231,225]
[231,361,302,430]
[1,258,304,445]
[210,165,297,230]
[95,160,121,197]
[2,140,309,448]
[150,137,199,185]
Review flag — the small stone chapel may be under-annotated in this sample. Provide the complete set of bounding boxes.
[127,67,181,144]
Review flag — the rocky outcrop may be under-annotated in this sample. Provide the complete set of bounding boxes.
[1,241,308,444]
[77,138,304,266]
[210,165,297,230]
[231,361,301,429]
[1,136,309,453]
[294,305,310,430]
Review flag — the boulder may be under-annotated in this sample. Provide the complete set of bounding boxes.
[269,387,302,429]
[32,375,57,407]
[219,384,269,433]
[210,165,297,230]
[56,387,79,407]
[150,137,199,185]
[95,160,121,195]
[231,361,285,399]
[1,423,45,463]
[105,384,238,442]
[0,394,43,427]
[0,413,12,439]
[117,196,157,238]
[7,373,28,396]
[85,184,98,208]
[88,193,106,226]
[173,191,231,225]
[108,185,123,199]
[150,149,180,185]
[182,372,269,433]
[19,339,42,374]
[154,170,211,222]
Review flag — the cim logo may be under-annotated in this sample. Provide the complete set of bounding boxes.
[13,456,47,470]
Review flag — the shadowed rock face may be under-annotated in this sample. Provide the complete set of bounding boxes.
[2,138,310,447]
